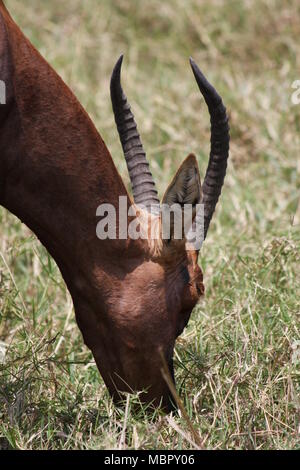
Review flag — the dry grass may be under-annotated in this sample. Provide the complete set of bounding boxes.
[0,0,299,449]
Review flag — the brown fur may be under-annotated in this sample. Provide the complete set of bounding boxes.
[0,2,204,410]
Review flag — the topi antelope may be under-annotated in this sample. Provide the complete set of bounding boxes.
[0,1,229,411]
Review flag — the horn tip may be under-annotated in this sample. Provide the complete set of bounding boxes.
[189,57,196,72]
[189,58,223,108]
[112,54,124,80]
[189,57,204,81]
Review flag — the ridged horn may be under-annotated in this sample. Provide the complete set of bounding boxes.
[189,58,230,240]
[110,55,160,211]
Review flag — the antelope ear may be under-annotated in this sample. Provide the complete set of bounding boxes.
[161,154,202,242]
[162,154,202,207]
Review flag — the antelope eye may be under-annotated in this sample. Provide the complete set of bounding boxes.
[181,266,190,284]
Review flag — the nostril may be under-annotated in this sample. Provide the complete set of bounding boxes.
[196,282,205,296]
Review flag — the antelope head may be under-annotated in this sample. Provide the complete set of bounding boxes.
[107,56,229,409]
[0,2,229,411]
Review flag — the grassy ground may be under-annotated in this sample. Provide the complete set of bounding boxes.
[0,0,299,450]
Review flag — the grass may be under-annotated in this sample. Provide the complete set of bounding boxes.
[0,0,299,450]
